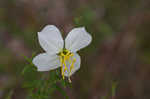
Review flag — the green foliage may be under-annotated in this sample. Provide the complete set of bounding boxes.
[74,8,95,27]
[22,55,70,99]
[101,96,107,99]
[5,90,13,99]
[101,81,118,99]
[111,81,118,97]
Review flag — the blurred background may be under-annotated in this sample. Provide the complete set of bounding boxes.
[0,0,150,99]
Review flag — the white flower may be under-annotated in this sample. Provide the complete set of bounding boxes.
[32,25,92,82]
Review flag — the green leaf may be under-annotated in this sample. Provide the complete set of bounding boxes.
[111,81,118,96]
[5,90,13,99]
[54,84,69,99]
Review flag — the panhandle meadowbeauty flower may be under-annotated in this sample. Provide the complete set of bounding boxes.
[32,25,92,82]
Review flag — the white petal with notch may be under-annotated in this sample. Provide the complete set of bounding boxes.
[32,53,60,71]
[38,25,64,55]
[65,27,92,52]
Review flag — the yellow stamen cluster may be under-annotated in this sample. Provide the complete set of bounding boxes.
[59,49,76,83]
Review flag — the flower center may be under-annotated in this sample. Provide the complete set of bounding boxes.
[58,49,76,83]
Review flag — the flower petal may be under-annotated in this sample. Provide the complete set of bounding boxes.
[38,25,64,55]
[65,27,92,52]
[64,53,81,77]
[32,53,60,71]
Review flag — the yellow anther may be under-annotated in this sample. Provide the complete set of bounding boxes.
[66,52,70,56]
[59,49,76,83]
[70,58,76,69]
